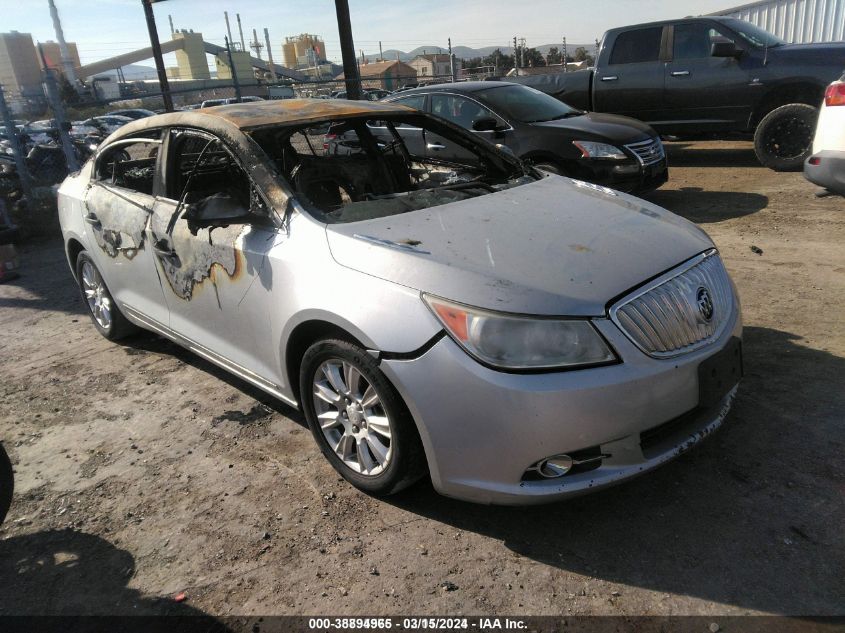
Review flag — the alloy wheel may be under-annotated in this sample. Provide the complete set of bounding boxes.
[312,359,393,476]
[81,261,112,330]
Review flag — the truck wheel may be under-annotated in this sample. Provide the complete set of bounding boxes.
[753,103,818,172]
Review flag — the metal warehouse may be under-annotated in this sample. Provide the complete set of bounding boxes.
[711,0,845,43]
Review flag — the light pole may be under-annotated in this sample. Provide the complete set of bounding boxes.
[141,0,173,112]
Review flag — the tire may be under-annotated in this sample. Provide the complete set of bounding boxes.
[0,443,13,526]
[753,103,818,171]
[75,251,137,340]
[299,338,427,496]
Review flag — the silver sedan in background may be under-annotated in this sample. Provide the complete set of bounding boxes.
[57,100,742,504]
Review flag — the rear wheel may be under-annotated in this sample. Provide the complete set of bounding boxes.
[300,338,426,496]
[753,103,818,171]
[75,251,137,340]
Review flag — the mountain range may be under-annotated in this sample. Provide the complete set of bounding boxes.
[366,43,595,63]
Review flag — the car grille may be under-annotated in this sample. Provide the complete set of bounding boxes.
[625,137,665,166]
[610,251,734,358]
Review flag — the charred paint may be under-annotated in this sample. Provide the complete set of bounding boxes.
[150,210,246,302]
[85,184,149,259]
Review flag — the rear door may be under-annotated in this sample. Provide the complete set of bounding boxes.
[593,26,668,123]
[663,21,753,131]
[83,133,169,325]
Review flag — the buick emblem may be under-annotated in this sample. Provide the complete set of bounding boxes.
[696,287,714,323]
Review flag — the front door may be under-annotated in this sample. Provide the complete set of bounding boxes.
[663,21,753,131]
[83,134,169,326]
[426,93,503,164]
[148,129,284,385]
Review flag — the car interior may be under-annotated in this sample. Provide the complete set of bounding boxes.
[250,115,532,223]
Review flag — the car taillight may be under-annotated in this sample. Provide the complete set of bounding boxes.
[824,82,845,106]
[323,133,337,150]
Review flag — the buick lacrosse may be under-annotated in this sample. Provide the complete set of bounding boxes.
[58,100,742,504]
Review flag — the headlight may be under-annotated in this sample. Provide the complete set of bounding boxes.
[573,140,627,160]
[424,295,617,370]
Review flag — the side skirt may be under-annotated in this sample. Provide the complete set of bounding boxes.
[121,304,299,409]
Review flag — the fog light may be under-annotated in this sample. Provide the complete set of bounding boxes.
[538,454,574,478]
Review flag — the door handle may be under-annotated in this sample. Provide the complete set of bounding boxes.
[426,143,446,151]
[84,212,101,229]
[670,70,690,76]
[600,75,618,81]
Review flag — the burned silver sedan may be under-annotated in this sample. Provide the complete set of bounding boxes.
[58,100,742,504]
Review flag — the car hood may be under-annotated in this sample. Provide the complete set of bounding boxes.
[767,42,845,67]
[529,112,656,144]
[325,176,714,316]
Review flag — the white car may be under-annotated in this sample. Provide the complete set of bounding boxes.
[804,73,845,196]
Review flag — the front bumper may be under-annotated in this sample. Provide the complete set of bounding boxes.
[573,158,669,194]
[804,150,845,196]
[380,301,741,505]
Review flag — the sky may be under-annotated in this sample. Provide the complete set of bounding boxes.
[1,0,737,68]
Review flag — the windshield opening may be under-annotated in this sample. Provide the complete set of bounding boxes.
[724,19,785,48]
[475,84,581,123]
[249,114,534,224]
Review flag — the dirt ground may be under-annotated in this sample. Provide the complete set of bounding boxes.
[0,140,843,619]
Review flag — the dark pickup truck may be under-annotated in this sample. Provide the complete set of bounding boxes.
[514,17,845,171]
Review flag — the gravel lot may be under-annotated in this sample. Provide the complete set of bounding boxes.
[0,140,843,619]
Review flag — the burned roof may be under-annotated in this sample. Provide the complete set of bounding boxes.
[200,98,413,129]
[104,98,415,142]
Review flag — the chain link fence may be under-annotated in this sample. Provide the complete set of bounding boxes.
[1,69,478,236]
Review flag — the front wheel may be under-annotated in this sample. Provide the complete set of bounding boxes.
[753,103,818,171]
[300,339,426,496]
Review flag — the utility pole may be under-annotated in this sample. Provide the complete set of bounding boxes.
[378,41,383,62]
[141,0,173,112]
[37,44,77,172]
[448,37,456,82]
[225,36,242,103]
[0,83,32,198]
[264,28,277,82]
[562,37,567,71]
[335,0,362,100]
[251,28,264,60]
[513,36,518,75]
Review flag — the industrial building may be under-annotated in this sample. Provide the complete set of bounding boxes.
[712,0,845,43]
[0,31,46,112]
[38,40,81,79]
[282,34,326,69]
[172,30,210,80]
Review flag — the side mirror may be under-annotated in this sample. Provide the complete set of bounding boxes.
[711,39,740,58]
[182,193,255,235]
[473,117,500,132]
